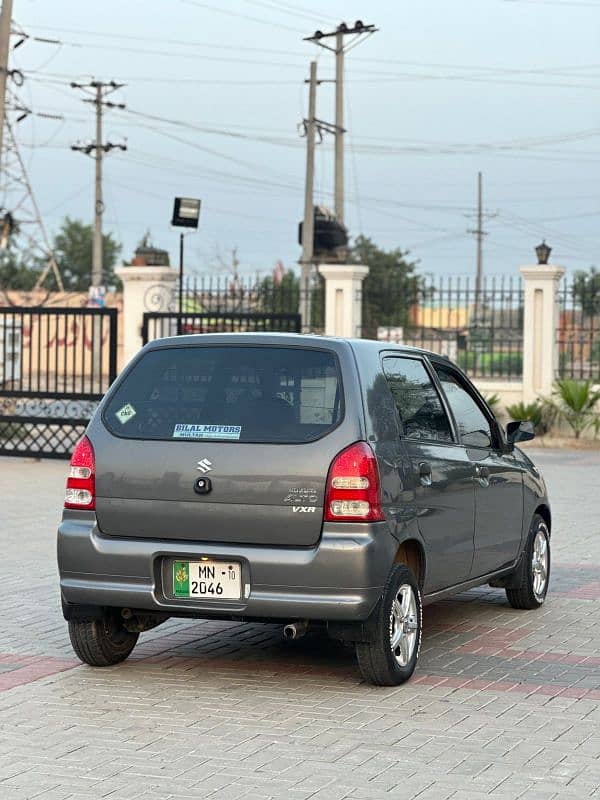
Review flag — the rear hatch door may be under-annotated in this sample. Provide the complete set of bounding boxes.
[92,341,359,547]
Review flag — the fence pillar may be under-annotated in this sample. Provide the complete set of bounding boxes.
[115,264,177,366]
[317,263,369,338]
[519,263,565,402]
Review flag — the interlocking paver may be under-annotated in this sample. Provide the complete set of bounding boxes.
[0,449,599,798]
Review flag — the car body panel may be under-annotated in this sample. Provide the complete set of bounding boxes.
[468,446,525,576]
[57,333,551,626]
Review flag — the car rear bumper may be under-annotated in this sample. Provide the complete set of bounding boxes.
[57,512,397,622]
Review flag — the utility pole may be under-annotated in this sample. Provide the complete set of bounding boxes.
[475,170,484,301]
[0,0,13,166]
[71,80,126,292]
[71,80,125,391]
[467,172,497,322]
[305,21,377,227]
[334,29,344,225]
[300,60,317,333]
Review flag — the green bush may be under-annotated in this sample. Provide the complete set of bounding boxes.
[505,401,550,436]
[457,351,522,376]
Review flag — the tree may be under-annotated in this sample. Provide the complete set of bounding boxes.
[351,235,423,338]
[572,267,600,317]
[257,269,299,314]
[0,246,38,291]
[0,217,122,292]
[52,217,121,291]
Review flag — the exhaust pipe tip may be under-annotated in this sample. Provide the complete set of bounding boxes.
[283,621,308,640]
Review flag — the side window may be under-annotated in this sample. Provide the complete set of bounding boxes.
[382,357,453,443]
[434,366,494,448]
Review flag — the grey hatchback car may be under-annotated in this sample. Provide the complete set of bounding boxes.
[58,333,551,685]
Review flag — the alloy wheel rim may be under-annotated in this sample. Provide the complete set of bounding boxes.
[531,529,549,600]
[389,584,418,667]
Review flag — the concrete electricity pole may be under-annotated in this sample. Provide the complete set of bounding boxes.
[334,29,344,225]
[71,80,126,291]
[475,170,484,300]
[300,60,318,332]
[467,172,497,321]
[305,21,377,227]
[0,0,14,164]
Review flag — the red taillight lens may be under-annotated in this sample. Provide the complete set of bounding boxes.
[324,441,385,522]
[64,436,95,510]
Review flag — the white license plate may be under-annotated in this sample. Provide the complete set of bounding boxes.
[173,559,242,600]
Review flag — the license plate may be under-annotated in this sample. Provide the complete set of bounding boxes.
[173,559,242,600]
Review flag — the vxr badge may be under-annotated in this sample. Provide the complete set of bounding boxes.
[196,458,213,474]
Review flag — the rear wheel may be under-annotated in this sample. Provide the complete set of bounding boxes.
[68,611,139,666]
[356,563,422,686]
[506,515,550,610]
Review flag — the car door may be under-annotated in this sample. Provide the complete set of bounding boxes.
[381,355,475,593]
[432,362,524,577]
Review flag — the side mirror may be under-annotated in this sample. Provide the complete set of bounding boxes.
[506,420,535,446]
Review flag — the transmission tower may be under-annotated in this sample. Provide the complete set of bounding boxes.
[0,4,65,295]
[0,87,65,292]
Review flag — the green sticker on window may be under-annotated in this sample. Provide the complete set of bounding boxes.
[115,403,136,425]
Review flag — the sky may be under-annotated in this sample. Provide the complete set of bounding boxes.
[6,0,600,281]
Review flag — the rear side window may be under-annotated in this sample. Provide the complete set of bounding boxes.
[382,356,453,443]
[103,346,343,443]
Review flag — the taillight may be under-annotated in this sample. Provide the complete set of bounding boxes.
[324,441,385,522]
[64,436,95,510]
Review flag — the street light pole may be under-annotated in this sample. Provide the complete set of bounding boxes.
[171,197,201,336]
[178,231,184,335]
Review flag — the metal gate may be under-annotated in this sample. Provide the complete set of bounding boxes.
[142,311,301,344]
[0,306,117,459]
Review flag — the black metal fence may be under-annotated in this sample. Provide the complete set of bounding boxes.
[557,276,600,381]
[142,310,301,344]
[0,306,117,458]
[366,275,524,379]
[182,274,299,314]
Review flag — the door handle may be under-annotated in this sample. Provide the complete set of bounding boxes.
[418,462,432,487]
[475,465,490,487]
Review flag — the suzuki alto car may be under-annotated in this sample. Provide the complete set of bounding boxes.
[58,333,550,685]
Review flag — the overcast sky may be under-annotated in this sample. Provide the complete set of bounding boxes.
[7,0,600,280]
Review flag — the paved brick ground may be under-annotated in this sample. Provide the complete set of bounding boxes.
[0,448,599,800]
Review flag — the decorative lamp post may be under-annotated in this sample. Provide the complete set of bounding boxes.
[535,240,552,266]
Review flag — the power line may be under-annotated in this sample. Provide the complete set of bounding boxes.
[177,0,300,32]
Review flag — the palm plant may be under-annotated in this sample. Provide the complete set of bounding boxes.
[549,379,600,439]
[484,393,501,413]
[506,400,549,436]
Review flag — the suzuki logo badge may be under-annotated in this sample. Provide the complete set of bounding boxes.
[196,458,213,474]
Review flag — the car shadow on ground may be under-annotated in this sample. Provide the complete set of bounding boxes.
[118,588,515,684]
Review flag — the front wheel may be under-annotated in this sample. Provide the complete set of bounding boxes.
[68,611,139,666]
[506,515,550,610]
[356,563,422,686]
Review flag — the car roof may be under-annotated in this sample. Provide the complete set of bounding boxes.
[144,331,451,362]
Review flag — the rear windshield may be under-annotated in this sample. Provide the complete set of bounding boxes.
[103,345,343,443]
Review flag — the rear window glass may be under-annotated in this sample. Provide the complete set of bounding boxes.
[103,345,343,443]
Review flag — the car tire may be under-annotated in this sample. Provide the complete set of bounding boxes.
[355,563,422,686]
[506,515,550,610]
[68,611,139,666]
